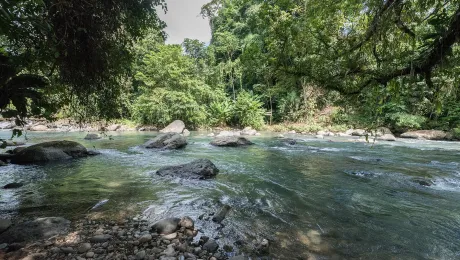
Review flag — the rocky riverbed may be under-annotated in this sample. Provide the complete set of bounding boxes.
[0,214,259,260]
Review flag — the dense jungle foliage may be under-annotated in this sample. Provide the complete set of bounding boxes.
[1,0,460,132]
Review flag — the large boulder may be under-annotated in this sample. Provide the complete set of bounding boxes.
[107,124,121,131]
[0,217,70,243]
[156,159,219,180]
[0,121,14,129]
[160,120,185,134]
[400,130,448,140]
[374,127,393,137]
[10,140,95,164]
[30,124,49,131]
[210,136,254,147]
[143,133,187,149]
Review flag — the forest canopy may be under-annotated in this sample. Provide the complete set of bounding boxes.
[1,0,460,133]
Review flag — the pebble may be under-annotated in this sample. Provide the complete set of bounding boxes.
[90,234,112,243]
[86,251,95,258]
[60,246,75,253]
[136,250,146,259]
[139,234,152,244]
[77,242,91,253]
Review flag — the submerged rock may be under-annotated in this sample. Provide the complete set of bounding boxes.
[210,136,254,147]
[156,159,219,180]
[0,217,70,243]
[143,132,187,149]
[283,138,297,145]
[10,140,97,164]
[0,219,11,233]
[400,130,448,140]
[212,205,231,223]
[160,120,186,134]
[3,182,24,189]
[84,133,102,140]
[151,218,181,235]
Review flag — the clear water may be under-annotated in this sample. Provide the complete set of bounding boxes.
[1,131,460,259]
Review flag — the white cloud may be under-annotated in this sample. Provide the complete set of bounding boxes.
[158,0,212,45]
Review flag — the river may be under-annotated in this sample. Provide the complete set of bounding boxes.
[1,131,460,259]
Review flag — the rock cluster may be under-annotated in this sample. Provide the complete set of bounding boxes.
[0,216,239,260]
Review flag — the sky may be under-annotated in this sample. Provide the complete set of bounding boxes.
[158,0,212,45]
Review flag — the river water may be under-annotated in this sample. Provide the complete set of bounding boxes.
[1,131,460,259]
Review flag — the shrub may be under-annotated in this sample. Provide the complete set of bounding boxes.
[132,88,207,128]
[208,99,233,127]
[386,112,426,132]
[233,91,265,129]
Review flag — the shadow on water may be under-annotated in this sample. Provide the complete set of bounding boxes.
[1,131,460,259]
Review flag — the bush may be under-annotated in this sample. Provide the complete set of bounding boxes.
[233,91,265,129]
[386,112,426,132]
[208,99,233,127]
[132,88,207,128]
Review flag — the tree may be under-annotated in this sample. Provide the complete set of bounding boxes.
[0,0,166,123]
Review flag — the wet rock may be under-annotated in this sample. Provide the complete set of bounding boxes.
[151,218,180,235]
[30,125,48,131]
[202,239,218,253]
[143,133,187,149]
[160,120,186,134]
[3,182,24,189]
[401,130,448,140]
[283,138,297,145]
[179,216,194,229]
[0,217,70,244]
[183,129,191,137]
[156,159,219,180]
[77,243,91,253]
[84,133,102,140]
[414,179,433,187]
[212,205,231,224]
[377,134,396,141]
[89,234,112,243]
[210,136,254,147]
[10,140,96,164]
[0,219,12,233]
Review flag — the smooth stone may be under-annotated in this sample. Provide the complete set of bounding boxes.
[210,136,254,147]
[86,251,95,258]
[60,246,75,253]
[156,159,219,180]
[151,218,180,235]
[77,242,91,253]
[160,120,185,134]
[139,234,152,244]
[84,133,101,140]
